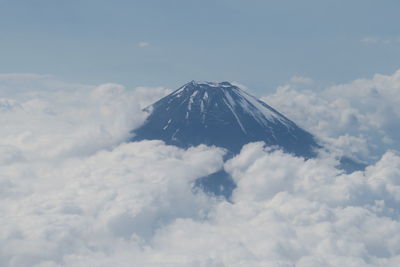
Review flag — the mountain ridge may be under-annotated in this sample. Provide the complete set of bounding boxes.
[131,81,320,158]
[130,81,366,198]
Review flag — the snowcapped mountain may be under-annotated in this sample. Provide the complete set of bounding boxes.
[131,81,320,158]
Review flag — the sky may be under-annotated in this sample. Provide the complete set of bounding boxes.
[1,0,400,91]
[2,1,400,266]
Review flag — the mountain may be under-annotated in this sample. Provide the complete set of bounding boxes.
[130,81,366,198]
[131,81,320,158]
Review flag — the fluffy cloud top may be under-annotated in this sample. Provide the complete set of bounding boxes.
[1,72,400,266]
[0,75,169,161]
[264,70,400,163]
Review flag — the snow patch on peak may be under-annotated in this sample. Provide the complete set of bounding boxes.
[223,91,237,108]
[172,81,238,98]
[190,81,234,88]
[188,91,198,111]
[221,92,247,134]
[165,81,294,130]
[203,91,209,101]
[234,89,293,129]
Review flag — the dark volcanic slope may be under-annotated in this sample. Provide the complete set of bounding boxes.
[131,81,319,158]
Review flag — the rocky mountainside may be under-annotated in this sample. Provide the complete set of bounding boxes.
[131,81,320,158]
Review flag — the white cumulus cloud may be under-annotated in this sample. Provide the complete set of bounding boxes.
[1,72,400,266]
[263,69,400,163]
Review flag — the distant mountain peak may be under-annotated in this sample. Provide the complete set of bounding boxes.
[130,81,364,198]
[186,80,234,87]
[131,81,319,157]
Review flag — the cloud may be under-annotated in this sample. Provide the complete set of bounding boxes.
[3,140,400,266]
[361,36,400,45]
[1,72,400,266]
[0,141,225,266]
[131,86,171,109]
[137,42,150,47]
[263,69,400,163]
[0,75,170,161]
[147,144,400,266]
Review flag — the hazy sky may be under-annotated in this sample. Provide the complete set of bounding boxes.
[1,0,400,91]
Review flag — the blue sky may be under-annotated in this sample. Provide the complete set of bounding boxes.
[1,0,399,92]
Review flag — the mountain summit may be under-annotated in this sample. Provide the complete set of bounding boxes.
[131,81,319,158]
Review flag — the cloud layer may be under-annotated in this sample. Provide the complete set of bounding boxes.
[1,72,400,266]
[264,70,400,163]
